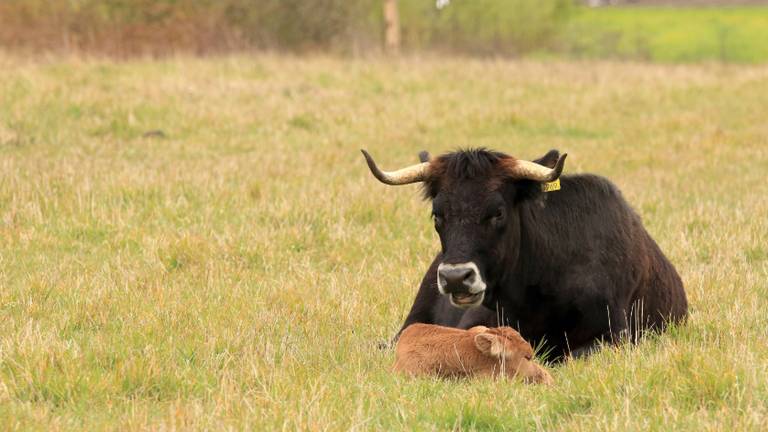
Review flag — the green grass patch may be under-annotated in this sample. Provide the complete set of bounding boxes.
[561,7,768,63]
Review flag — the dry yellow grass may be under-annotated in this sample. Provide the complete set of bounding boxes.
[1,55,767,430]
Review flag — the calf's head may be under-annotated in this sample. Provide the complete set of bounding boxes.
[362,148,566,309]
[471,326,553,383]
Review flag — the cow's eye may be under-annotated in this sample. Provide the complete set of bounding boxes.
[488,208,505,226]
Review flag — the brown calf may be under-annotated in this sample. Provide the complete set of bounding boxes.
[393,323,553,384]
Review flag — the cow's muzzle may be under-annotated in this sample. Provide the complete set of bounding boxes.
[437,262,486,308]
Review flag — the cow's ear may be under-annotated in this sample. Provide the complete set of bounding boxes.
[532,149,560,169]
[474,333,505,358]
[507,149,561,203]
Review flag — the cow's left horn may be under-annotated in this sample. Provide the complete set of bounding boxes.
[361,150,430,185]
[507,153,567,182]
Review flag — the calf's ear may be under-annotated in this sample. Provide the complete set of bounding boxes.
[474,333,505,358]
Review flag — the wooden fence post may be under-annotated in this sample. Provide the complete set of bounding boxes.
[384,0,400,54]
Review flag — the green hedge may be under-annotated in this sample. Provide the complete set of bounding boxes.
[400,0,573,55]
[0,0,571,56]
[2,1,768,63]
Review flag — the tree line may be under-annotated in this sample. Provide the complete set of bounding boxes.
[0,0,573,57]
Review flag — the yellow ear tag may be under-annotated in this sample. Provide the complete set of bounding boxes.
[541,179,561,192]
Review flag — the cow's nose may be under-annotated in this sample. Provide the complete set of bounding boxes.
[438,266,475,292]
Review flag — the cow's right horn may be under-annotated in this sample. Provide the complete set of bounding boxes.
[506,153,567,182]
[361,150,430,185]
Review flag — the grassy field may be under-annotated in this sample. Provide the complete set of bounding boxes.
[1,55,767,430]
[561,7,768,63]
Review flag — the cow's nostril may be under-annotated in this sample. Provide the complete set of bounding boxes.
[439,267,475,289]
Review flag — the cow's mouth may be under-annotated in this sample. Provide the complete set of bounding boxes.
[450,292,484,308]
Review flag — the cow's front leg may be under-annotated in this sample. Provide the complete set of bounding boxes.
[569,339,602,358]
[569,303,630,358]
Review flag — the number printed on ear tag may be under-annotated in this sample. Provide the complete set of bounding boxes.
[541,179,561,193]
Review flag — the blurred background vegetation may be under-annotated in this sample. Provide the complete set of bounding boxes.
[1,0,768,62]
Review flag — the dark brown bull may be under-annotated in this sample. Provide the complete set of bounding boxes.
[362,148,687,359]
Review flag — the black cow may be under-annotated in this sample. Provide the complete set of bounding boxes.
[362,148,688,359]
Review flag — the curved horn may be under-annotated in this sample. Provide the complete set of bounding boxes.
[507,153,567,182]
[360,149,430,186]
